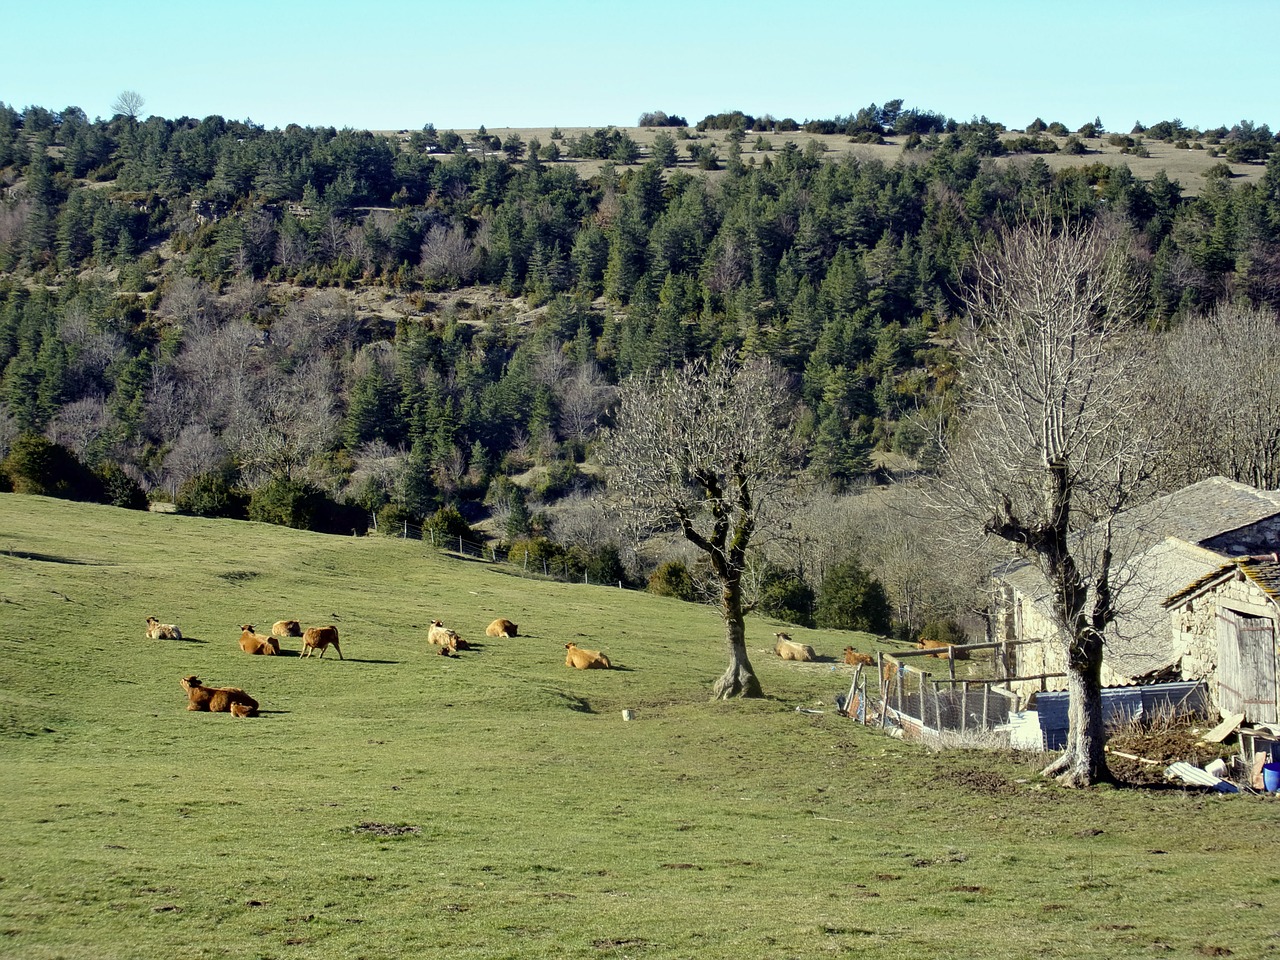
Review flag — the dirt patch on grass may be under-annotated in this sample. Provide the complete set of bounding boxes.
[351,821,420,837]
[939,767,1022,796]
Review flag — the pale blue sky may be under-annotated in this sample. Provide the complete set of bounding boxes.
[3,0,1276,133]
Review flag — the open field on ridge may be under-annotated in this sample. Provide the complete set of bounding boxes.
[386,126,1268,197]
[2,493,1279,959]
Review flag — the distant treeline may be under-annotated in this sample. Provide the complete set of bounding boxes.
[1,99,1279,582]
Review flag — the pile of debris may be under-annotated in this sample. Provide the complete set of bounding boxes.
[1106,712,1278,793]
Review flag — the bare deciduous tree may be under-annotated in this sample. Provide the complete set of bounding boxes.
[58,302,126,398]
[1157,302,1280,489]
[143,364,195,444]
[111,90,145,121]
[230,356,339,486]
[0,402,18,460]
[347,440,408,507]
[845,484,992,635]
[46,395,111,460]
[601,352,797,699]
[936,219,1158,787]
[419,223,478,286]
[270,291,359,355]
[558,361,614,447]
[163,424,226,499]
[0,200,32,251]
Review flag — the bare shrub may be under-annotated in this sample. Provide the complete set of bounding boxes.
[419,223,478,286]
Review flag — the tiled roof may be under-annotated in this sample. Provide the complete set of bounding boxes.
[1109,476,1280,556]
[1164,553,1280,609]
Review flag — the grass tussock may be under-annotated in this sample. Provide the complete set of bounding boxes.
[2,493,1279,960]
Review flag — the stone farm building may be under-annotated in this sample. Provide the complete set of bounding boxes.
[993,477,1280,717]
[1164,554,1280,724]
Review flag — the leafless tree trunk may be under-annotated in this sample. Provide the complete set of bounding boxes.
[600,353,797,699]
[935,219,1158,787]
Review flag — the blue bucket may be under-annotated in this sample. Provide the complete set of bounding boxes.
[1263,762,1280,792]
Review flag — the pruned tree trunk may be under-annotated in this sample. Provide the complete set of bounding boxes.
[711,609,757,701]
[1041,628,1111,785]
[712,587,762,699]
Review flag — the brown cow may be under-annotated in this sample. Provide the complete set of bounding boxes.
[180,676,258,717]
[300,625,342,659]
[145,616,182,641]
[564,642,611,669]
[843,647,873,666]
[916,638,966,660]
[485,618,519,638]
[774,633,816,662]
[238,625,280,656]
[428,620,462,648]
[272,620,303,638]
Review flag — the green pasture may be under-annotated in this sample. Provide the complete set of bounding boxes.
[1,493,1278,960]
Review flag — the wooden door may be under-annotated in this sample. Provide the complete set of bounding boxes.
[1216,608,1279,723]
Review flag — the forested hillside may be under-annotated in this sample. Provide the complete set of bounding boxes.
[2,101,1279,630]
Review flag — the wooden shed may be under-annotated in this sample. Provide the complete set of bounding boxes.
[1163,554,1280,723]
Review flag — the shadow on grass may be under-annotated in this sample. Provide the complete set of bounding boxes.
[5,550,109,565]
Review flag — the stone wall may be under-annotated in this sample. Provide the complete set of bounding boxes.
[1170,571,1278,714]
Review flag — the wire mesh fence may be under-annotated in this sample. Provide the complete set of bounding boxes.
[872,645,1032,740]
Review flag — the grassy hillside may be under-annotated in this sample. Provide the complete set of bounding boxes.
[1,494,1277,960]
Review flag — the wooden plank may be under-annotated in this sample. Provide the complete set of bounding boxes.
[1251,751,1268,790]
[1201,712,1246,744]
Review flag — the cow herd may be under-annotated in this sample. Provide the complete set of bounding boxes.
[161,611,614,717]
[165,611,909,717]
[772,631,961,666]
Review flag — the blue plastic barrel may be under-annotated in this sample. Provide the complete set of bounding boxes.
[1263,762,1280,792]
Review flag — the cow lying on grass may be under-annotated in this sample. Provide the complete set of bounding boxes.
[916,638,966,660]
[428,620,463,649]
[774,633,817,662]
[272,620,302,638]
[300,625,342,659]
[180,676,258,717]
[238,625,279,655]
[843,647,873,666]
[564,642,611,669]
[486,618,518,638]
[145,617,182,641]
